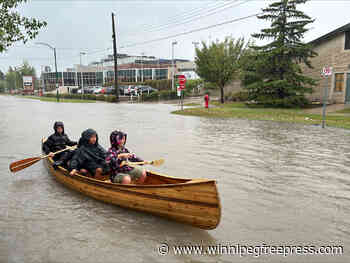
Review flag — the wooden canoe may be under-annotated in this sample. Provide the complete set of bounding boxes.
[41,141,221,230]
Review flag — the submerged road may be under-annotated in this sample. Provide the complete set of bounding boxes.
[1,95,349,262]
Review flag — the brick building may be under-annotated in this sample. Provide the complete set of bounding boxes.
[224,23,350,104]
[302,23,350,104]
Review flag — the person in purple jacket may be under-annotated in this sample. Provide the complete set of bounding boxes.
[106,130,147,184]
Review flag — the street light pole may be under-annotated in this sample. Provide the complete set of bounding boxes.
[36,42,59,102]
[54,47,59,102]
[141,52,144,83]
[171,40,177,91]
[80,52,86,96]
[112,12,120,102]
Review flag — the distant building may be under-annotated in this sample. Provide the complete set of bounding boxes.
[40,53,194,93]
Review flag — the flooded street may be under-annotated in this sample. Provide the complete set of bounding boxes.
[1,95,350,263]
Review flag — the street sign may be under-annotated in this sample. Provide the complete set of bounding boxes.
[322,66,332,77]
[176,75,186,90]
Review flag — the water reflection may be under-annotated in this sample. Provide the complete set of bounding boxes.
[1,95,349,262]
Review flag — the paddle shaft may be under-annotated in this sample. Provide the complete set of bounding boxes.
[41,145,77,159]
[120,159,164,167]
[10,145,77,173]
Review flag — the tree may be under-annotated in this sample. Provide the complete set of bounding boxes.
[5,61,36,92]
[0,0,47,53]
[195,37,249,103]
[0,70,4,80]
[244,0,317,107]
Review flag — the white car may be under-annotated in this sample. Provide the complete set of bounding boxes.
[93,87,103,94]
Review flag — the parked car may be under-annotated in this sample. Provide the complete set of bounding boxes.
[93,87,105,94]
[84,87,96,94]
[123,85,136,95]
[136,85,158,95]
[118,85,128,95]
[104,86,126,95]
[77,87,94,94]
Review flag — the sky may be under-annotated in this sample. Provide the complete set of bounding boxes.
[0,0,349,76]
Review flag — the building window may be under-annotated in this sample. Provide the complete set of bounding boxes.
[345,31,350,50]
[334,73,345,92]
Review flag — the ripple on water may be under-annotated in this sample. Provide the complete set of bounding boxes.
[1,96,350,262]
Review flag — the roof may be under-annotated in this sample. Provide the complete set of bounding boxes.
[309,23,350,45]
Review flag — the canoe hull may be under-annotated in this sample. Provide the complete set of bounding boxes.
[43,157,221,230]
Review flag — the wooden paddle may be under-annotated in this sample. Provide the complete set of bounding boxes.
[120,159,164,167]
[9,145,77,173]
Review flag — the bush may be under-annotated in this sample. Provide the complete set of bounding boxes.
[141,90,187,101]
[225,91,249,102]
[105,95,117,102]
[250,95,310,108]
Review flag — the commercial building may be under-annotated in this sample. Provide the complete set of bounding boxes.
[41,53,195,93]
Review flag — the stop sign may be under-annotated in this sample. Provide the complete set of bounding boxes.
[177,75,186,86]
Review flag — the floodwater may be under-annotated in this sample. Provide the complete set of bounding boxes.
[1,95,350,263]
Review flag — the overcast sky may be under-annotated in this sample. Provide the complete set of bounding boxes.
[0,0,349,75]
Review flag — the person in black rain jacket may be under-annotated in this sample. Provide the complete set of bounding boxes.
[42,121,77,169]
[69,129,109,180]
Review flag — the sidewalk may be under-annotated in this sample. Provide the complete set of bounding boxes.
[303,104,350,114]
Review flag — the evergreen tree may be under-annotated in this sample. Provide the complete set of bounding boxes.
[245,0,317,107]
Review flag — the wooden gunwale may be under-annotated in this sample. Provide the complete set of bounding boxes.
[52,164,219,208]
[41,139,221,229]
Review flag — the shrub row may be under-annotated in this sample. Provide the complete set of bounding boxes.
[43,93,117,102]
[141,90,190,101]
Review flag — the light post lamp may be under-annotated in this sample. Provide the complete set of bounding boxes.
[192,41,199,60]
[171,40,177,91]
[80,52,86,95]
[36,42,59,102]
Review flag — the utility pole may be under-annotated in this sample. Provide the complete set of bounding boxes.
[171,40,177,91]
[112,12,119,102]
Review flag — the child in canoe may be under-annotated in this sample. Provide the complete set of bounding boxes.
[69,129,109,180]
[106,130,147,184]
[42,121,77,169]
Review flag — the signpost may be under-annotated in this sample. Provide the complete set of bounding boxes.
[321,66,332,128]
[22,76,34,95]
[176,74,186,110]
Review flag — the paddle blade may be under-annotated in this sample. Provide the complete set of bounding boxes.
[150,159,164,166]
[9,157,41,173]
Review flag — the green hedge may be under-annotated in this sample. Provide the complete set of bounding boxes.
[43,93,102,100]
[141,89,190,101]
[225,91,250,102]
[43,89,190,103]
[248,95,310,108]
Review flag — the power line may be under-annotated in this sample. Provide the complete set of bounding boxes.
[128,1,237,34]
[152,0,251,34]
[123,0,248,40]
[120,13,260,49]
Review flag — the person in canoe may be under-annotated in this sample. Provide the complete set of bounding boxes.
[106,130,147,184]
[42,121,77,169]
[69,129,109,180]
